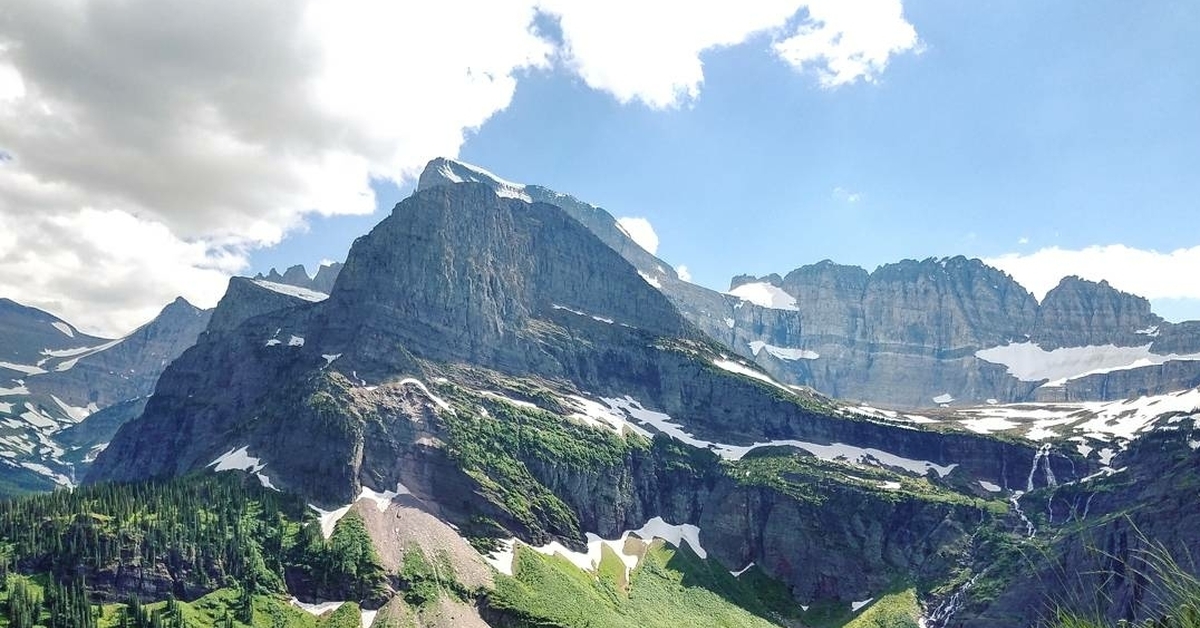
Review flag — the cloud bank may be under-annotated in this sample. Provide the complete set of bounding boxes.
[0,0,921,335]
[984,244,1200,307]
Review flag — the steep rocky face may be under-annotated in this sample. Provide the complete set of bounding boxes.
[1033,277,1162,349]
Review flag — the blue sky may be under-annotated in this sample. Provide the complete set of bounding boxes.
[2,0,1198,334]
[251,0,1200,321]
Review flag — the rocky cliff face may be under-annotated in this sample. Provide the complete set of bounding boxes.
[1032,276,1162,348]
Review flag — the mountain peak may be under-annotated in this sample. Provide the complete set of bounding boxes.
[417,157,531,201]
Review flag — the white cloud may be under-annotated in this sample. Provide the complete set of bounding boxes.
[676,265,692,282]
[542,0,922,108]
[984,244,1200,303]
[1018,236,1029,245]
[0,0,920,333]
[616,217,660,255]
[0,207,241,336]
[774,0,921,88]
[0,0,551,334]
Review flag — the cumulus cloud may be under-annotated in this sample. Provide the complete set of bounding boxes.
[616,217,660,255]
[676,265,693,282]
[774,0,921,88]
[0,207,241,336]
[0,0,920,334]
[984,244,1200,303]
[542,0,921,107]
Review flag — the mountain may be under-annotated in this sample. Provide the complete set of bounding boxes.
[0,297,212,492]
[417,159,1200,409]
[86,176,1164,626]
[0,160,1192,626]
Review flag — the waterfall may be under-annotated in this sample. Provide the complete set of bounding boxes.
[925,574,979,627]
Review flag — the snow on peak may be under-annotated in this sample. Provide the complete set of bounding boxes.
[438,159,531,202]
[727,282,798,311]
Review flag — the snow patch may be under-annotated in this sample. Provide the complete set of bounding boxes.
[252,279,328,302]
[604,396,956,477]
[0,362,47,376]
[265,339,282,347]
[358,483,412,512]
[978,480,1002,492]
[484,539,517,576]
[51,395,96,422]
[852,598,875,612]
[0,383,30,396]
[287,335,305,347]
[727,282,798,311]
[51,322,74,337]
[291,599,345,615]
[713,359,794,394]
[748,341,819,361]
[310,504,354,540]
[569,395,647,436]
[633,517,706,558]
[637,271,662,289]
[322,353,342,366]
[209,446,266,473]
[731,562,755,577]
[975,342,1200,386]
[361,609,377,628]
[20,462,73,487]
[724,317,735,329]
[397,378,451,411]
[933,393,954,405]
